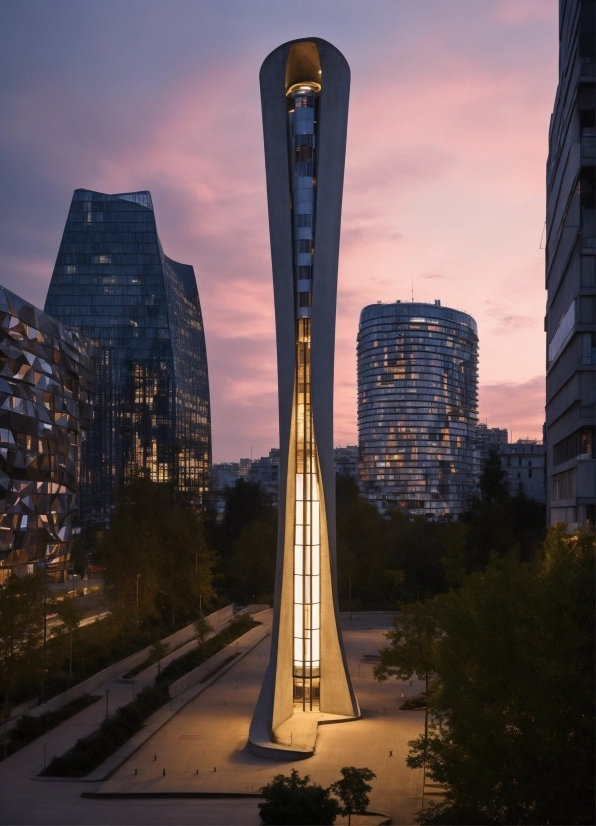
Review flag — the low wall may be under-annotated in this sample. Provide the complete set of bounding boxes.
[8,605,234,723]
[159,605,234,653]
[168,624,269,699]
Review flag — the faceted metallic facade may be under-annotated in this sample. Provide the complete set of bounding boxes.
[250,38,359,760]
[45,189,211,519]
[545,0,595,530]
[0,286,93,582]
[358,301,478,517]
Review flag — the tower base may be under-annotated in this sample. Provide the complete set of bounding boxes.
[248,665,359,760]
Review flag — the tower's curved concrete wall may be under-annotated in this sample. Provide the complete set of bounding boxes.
[250,38,359,757]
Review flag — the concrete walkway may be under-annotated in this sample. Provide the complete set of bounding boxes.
[0,612,426,825]
[0,611,243,778]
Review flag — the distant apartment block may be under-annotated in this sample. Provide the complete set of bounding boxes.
[475,424,508,461]
[545,0,595,530]
[211,451,279,512]
[249,449,280,503]
[211,459,252,491]
[334,445,358,479]
[498,442,546,504]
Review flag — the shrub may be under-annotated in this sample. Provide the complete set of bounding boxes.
[40,685,168,777]
[259,769,340,825]
[1,694,100,762]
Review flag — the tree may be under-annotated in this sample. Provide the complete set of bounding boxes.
[205,478,278,604]
[0,572,46,714]
[51,596,83,679]
[479,448,509,505]
[330,766,376,825]
[405,527,595,825]
[375,599,439,698]
[259,769,340,825]
[98,477,215,632]
[228,520,276,604]
[375,599,440,790]
[193,613,213,655]
[454,453,546,576]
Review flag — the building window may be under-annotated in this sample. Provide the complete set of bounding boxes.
[582,332,596,364]
[548,300,575,366]
[553,468,576,501]
[553,427,594,465]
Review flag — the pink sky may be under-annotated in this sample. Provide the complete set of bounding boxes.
[0,0,558,460]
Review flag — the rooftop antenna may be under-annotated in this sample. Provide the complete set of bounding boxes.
[411,270,414,302]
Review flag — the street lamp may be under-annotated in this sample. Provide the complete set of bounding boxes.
[136,574,141,626]
[42,561,47,704]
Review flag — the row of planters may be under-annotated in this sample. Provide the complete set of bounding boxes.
[0,694,100,763]
[39,613,258,777]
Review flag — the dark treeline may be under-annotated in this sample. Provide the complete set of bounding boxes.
[204,479,278,606]
[0,477,217,715]
[1,457,545,715]
[211,453,546,609]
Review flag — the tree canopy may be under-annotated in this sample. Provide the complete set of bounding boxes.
[98,477,215,630]
[329,766,376,825]
[259,769,340,825]
[398,526,595,825]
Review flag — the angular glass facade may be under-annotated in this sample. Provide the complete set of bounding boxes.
[358,301,478,517]
[45,189,211,520]
[0,286,94,582]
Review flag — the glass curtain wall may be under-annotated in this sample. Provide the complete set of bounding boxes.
[45,190,211,526]
[357,302,478,517]
[0,286,94,582]
[288,82,321,710]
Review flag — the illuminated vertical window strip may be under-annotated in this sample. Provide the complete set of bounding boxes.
[289,84,321,710]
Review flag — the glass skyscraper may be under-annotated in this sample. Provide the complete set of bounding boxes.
[45,189,211,522]
[358,300,478,517]
[0,285,94,582]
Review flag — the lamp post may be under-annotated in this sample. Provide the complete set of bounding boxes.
[69,572,76,679]
[136,574,141,626]
[42,561,47,704]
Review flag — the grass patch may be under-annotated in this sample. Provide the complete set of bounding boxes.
[1,694,101,763]
[40,613,259,777]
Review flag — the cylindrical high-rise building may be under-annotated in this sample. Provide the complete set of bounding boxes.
[249,38,359,760]
[357,301,478,517]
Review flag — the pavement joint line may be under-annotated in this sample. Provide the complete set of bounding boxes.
[30,624,271,784]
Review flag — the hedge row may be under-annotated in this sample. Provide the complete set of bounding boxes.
[40,612,259,777]
[1,694,100,763]
[155,613,258,687]
[40,685,168,777]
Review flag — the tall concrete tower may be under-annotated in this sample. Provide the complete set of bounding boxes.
[249,38,359,758]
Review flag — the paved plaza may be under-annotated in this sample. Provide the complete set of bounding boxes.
[0,612,427,825]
